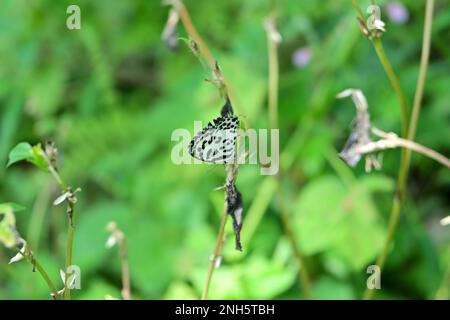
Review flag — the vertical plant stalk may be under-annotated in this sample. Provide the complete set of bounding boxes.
[43,149,77,300]
[371,38,409,138]
[64,203,75,300]
[107,222,132,300]
[119,238,131,300]
[265,16,312,299]
[352,0,408,137]
[363,0,435,300]
[201,196,229,300]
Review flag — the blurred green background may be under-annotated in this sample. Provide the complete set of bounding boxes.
[0,0,449,299]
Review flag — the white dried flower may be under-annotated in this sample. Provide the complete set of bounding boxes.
[9,242,26,264]
[53,191,70,206]
[53,187,81,206]
[373,19,386,32]
[51,269,78,297]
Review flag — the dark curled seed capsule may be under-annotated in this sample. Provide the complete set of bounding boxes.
[226,183,243,251]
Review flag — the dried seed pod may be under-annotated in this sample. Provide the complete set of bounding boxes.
[337,89,372,167]
[226,182,243,251]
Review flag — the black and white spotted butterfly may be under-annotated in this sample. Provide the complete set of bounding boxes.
[189,98,239,164]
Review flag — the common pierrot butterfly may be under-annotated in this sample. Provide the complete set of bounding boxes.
[188,97,239,164]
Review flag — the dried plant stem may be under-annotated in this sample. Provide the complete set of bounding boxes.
[351,0,366,23]
[354,128,450,169]
[363,0,435,300]
[201,205,228,300]
[168,0,250,129]
[265,16,312,299]
[169,0,232,99]
[113,235,131,300]
[169,0,215,69]
[107,223,132,300]
[119,241,131,300]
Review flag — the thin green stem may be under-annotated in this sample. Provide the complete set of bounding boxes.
[64,204,75,299]
[372,38,408,138]
[352,0,409,137]
[363,0,434,300]
[265,15,312,299]
[48,165,67,190]
[407,0,434,143]
[33,257,59,299]
[19,245,59,299]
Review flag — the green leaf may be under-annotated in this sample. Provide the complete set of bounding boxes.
[6,142,48,172]
[242,255,297,299]
[0,203,20,248]
[294,175,386,271]
[0,202,25,212]
[6,142,34,167]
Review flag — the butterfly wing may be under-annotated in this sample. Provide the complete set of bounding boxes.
[189,114,239,164]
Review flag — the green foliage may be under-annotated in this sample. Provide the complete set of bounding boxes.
[0,0,449,300]
[294,175,389,271]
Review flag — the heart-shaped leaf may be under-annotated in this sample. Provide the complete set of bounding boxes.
[7,142,48,172]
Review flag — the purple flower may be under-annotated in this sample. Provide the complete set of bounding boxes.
[292,47,311,68]
[386,2,409,24]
